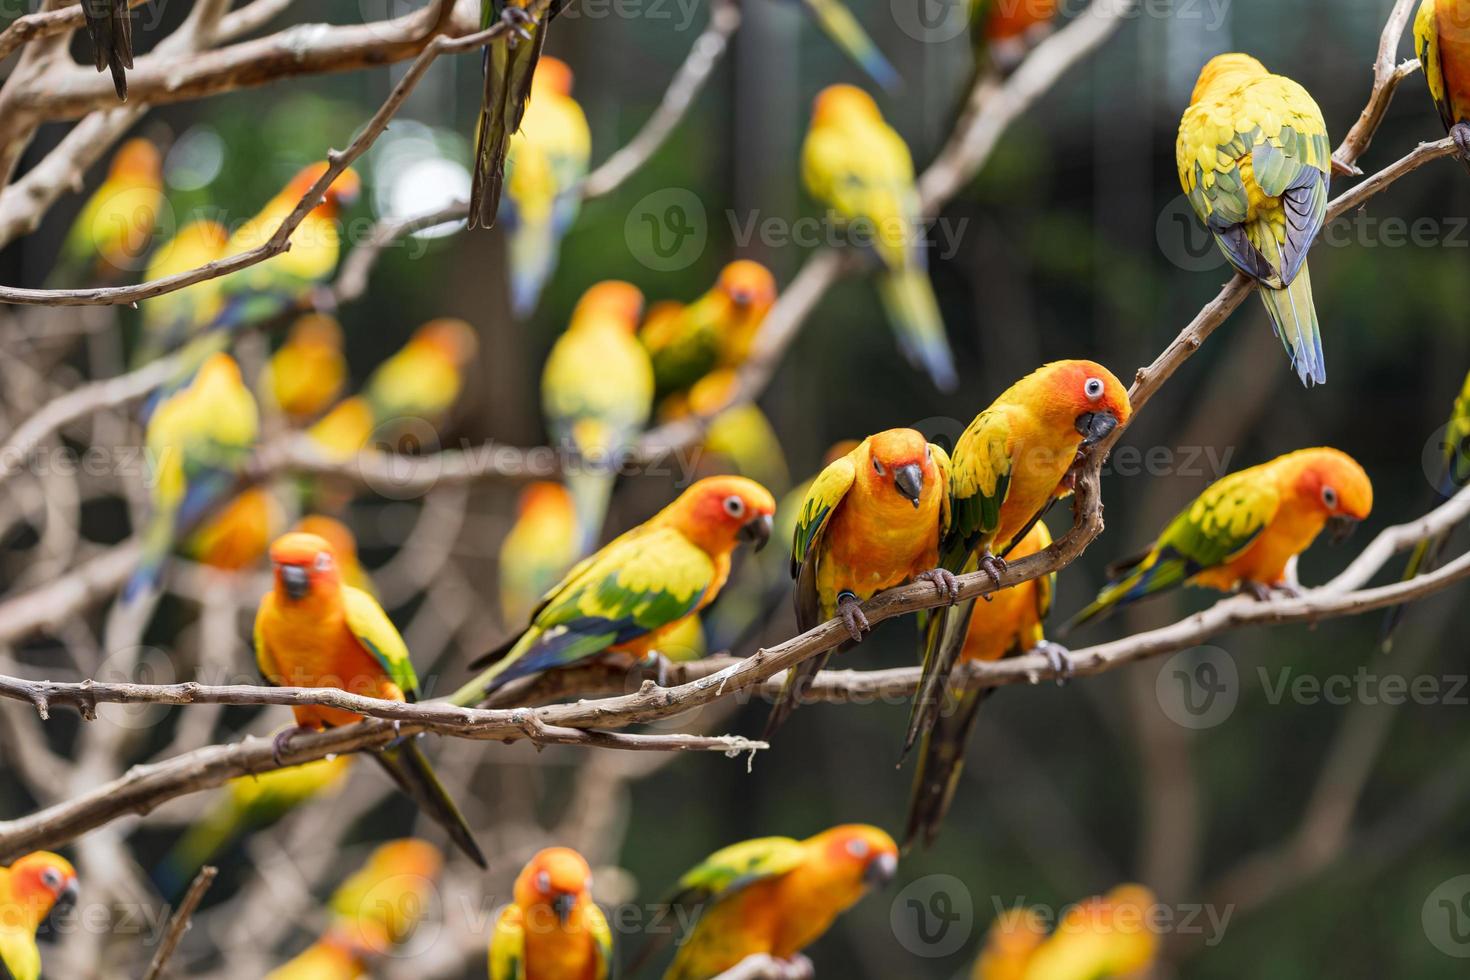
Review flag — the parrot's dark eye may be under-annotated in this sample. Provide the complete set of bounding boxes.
[314,552,333,572]
[845,839,870,859]
[535,871,552,893]
[873,458,885,476]
[723,496,745,518]
[1084,377,1105,401]
[1322,486,1338,509]
[41,869,61,889]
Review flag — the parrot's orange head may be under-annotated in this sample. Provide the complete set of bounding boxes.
[515,847,592,923]
[716,260,777,311]
[194,352,245,390]
[517,481,575,519]
[294,515,360,567]
[574,280,645,331]
[364,839,444,881]
[1031,359,1132,450]
[287,313,344,350]
[859,428,941,510]
[811,825,899,889]
[287,163,361,216]
[269,532,341,602]
[110,138,161,180]
[670,475,776,554]
[7,852,79,928]
[532,56,575,97]
[1293,448,1373,541]
[1190,53,1268,103]
[412,317,479,367]
[811,84,881,125]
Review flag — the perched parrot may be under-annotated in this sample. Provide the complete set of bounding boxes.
[906,360,1132,757]
[1067,447,1373,630]
[803,85,957,393]
[265,924,382,980]
[542,281,654,554]
[81,0,133,99]
[155,756,352,895]
[501,56,591,318]
[1382,369,1470,650]
[454,475,775,705]
[182,486,285,574]
[764,428,955,736]
[488,847,614,980]
[906,521,1059,849]
[499,481,580,627]
[306,397,376,462]
[136,219,230,364]
[788,0,900,91]
[639,260,778,403]
[125,352,259,602]
[976,885,1159,980]
[296,514,375,595]
[657,825,898,980]
[970,0,1057,72]
[327,839,444,950]
[362,318,480,435]
[1415,0,1470,168]
[254,532,487,868]
[973,908,1049,980]
[0,852,78,980]
[1177,54,1332,387]
[53,138,161,285]
[261,314,349,423]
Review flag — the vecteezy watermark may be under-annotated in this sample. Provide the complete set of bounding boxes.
[891,874,974,957]
[1258,667,1470,707]
[988,895,1234,948]
[1424,876,1470,958]
[727,210,969,262]
[555,0,704,30]
[1421,418,1470,497]
[1103,443,1236,480]
[1155,645,1238,729]
[624,188,708,272]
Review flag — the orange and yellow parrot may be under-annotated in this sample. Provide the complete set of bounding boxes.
[136,219,230,364]
[975,885,1159,980]
[906,521,1060,848]
[488,847,614,980]
[1178,54,1332,387]
[499,481,579,627]
[1416,0,1470,168]
[765,428,955,736]
[455,475,775,704]
[786,0,899,91]
[658,825,898,980]
[261,314,348,423]
[265,924,381,980]
[470,0,557,228]
[306,397,375,462]
[640,260,778,403]
[501,57,591,318]
[54,138,161,285]
[0,852,78,980]
[803,85,957,392]
[971,0,1057,71]
[542,280,653,554]
[254,532,486,868]
[906,360,1131,756]
[1068,447,1372,630]
[363,318,480,435]
[182,486,284,574]
[125,352,259,602]
[296,514,375,594]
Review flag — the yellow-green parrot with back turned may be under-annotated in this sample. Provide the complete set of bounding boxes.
[1177,54,1332,387]
[362,318,480,436]
[53,138,161,286]
[499,481,579,627]
[1415,0,1470,169]
[803,85,957,392]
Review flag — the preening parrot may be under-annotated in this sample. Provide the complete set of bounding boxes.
[81,0,133,100]
[501,56,591,318]
[1415,0,1470,168]
[764,428,955,736]
[53,138,161,285]
[905,360,1131,758]
[260,314,348,423]
[254,532,487,868]
[974,885,1160,980]
[1177,54,1332,387]
[1066,447,1372,630]
[454,475,775,706]
[542,280,653,555]
[488,847,614,980]
[136,219,230,364]
[0,853,78,980]
[499,481,579,627]
[803,85,957,392]
[788,0,900,91]
[362,318,480,436]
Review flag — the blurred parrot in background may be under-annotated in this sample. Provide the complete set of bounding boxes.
[362,318,480,437]
[788,0,900,91]
[52,138,161,285]
[688,371,791,494]
[542,280,653,554]
[81,0,133,100]
[182,486,284,574]
[654,825,898,980]
[306,397,375,462]
[974,885,1160,980]
[1382,369,1470,650]
[488,847,613,980]
[498,481,579,627]
[260,314,348,423]
[1066,447,1373,631]
[255,532,487,868]
[970,0,1057,72]
[125,352,259,602]
[501,56,590,318]
[296,514,375,595]
[0,852,78,980]
[1177,54,1332,387]
[906,520,1058,849]
[136,219,230,364]
[265,925,381,980]
[1415,0,1470,168]
[803,85,957,392]
[765,429,955,736]
[906,360,1131,757]
[639,260,778,404]
[155,756,352,895]
[973,908,1049,980]
[454,475,775,705]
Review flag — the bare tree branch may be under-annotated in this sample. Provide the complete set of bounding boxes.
[1331,0,1420,174]
[142,865,217,980]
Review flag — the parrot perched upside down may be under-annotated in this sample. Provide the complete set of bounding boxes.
[1415,0,1470,168]
[1177,54,1332,387]
[470,0,557,228]
[489,847,614,980]
[0,852,78,980]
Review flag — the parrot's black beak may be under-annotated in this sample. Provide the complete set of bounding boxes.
[893,464,924,508]
[552,892,576,925]
[1074,409,1118,446]
[279,563,310,601]
[739,514,773,552]
[864,852,898,888]
[1327,515,1360,544]
[39,881,79,942]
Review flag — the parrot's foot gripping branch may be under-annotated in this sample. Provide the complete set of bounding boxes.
[270,724,312,765]
[499,6,536,44]
[1034,641,1075,685]
[916,568,961,604]
[1241,581,1303,602]
[977,553,1008,597]
[1453,122,1470,161]
[836,591,870,643]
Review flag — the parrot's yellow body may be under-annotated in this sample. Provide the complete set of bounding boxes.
[363,318,480,432]
[489,848,613,980]
[1415,0,1470,168]
[137,219,230,364]
[56,138,161,285]
[974,885,1159,980]
[183,486,284,573]
[499,481,579,627]
[261,314,348,422]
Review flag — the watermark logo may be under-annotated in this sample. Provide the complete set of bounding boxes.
[95,646,175,731]
[625,188,707,272]
[890,874,973,957]
[1423,876,1470,957]
[359,416,442,501]
[1155,194,1225,273]
[891,0,968,43]
[1155,645,1237,729]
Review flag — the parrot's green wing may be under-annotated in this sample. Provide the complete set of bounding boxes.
[941,408,1014,570]
[488,904,525,980]
[669,837,805,908]
[342,585,420,699]
[929,441,953,539]
[1033,519,1056,621]
[790,449,858,578]
[1416,0,1458,134]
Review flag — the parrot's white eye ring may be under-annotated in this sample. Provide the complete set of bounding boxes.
[313,552,333,572]
[41,869,61,889]
[873,458,885,476]
[723,496,745,518]
[1084,377,1105,401]
[845,839,870,859]
[1322,486,1338,509]
[536,871,552,893]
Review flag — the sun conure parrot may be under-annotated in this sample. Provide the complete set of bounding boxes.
[0,853,78,980]
[1382,370,1470,651]
[1416,0,1470,168]
[265,924,382,980]
[906,520,1061,849]
[81,0,133,99]
[656,825,898,980]
[326,839,444,952]
[1177,54,1332,387]
[970,0,1057,72]
[469,0,560,229]
[975,885,1159,980]
[786,0,900,91]
[296,514,375,595]
[182,486,285,574]
[973,907,1049,980]
[906,360,1131,757]
[53,138,161,285]
[260,314,348,423]
[1067,447,1372,630]
[454,475,775,705]
[639,260,778,404]
[488,847,614,980]
[764,428,956,736]
[136,219,230,364]
[501,56,591,318]
[542,280,654,555]
[802,85,957,393]
[155,755,352,895]
[362,318,480,437]
[254,532,487,868]
[499,481,579,627]
[125,352,259,602]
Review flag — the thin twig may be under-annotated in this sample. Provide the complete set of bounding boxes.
[142,865,218,980]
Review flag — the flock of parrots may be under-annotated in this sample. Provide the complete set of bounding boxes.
[7,0,1470,976]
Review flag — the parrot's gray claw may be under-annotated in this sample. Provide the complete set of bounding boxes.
[837,592,870,643]
[498,6,535,43]
[271,725,310,766]
[1034,641,1074,685]
[977,553,1007,600]
[1453,122,1470,160]
[1241,581,1273,602]
[916,568,961,605]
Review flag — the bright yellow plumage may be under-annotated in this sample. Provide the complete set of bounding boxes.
[261,314,348,422]
[58,138,162,283]
[974,886,1159,980]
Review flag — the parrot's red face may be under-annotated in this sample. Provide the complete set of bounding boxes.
[675,475,777,554]
[413,318,479,367]
[515,847,592,925]
[532,56,574,97]
[717,260,777,311]
[861,428,939,510]
[811,84,880,125]
[814,825,899,890]
[575,280,644,330]
[1040,360,1132,449]
[1295,450,1373,541]
[7,852,79,926]
[111,138,160,180]
[269,532,341,602]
